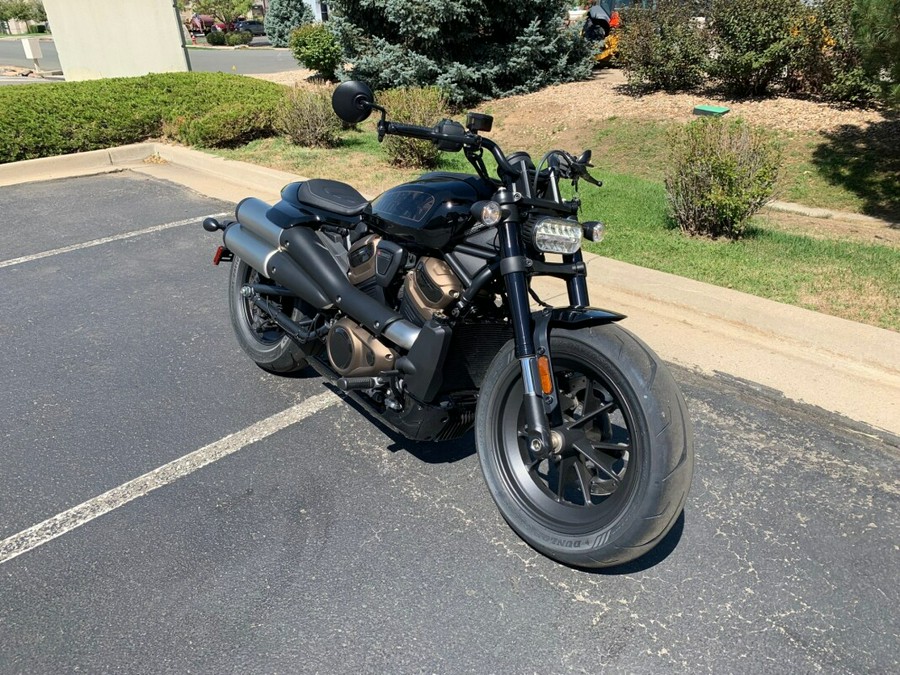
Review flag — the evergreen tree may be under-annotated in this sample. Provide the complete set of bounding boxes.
[852,0,900,105]
[265,0,315,48]
[327,0,593,105]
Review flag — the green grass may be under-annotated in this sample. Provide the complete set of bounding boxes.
[575,172,899,329]
[215,126,899,331]
[583,117,900,222]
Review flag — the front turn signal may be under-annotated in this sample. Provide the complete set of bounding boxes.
[537,355,553,395]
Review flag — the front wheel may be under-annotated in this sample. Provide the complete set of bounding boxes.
[475,325,693,568]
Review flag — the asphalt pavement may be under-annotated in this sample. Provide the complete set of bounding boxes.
[0,37,299,76]
[0,172,897,673]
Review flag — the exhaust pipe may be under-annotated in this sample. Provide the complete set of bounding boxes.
[231,198,422,351]
[223,223,332,310]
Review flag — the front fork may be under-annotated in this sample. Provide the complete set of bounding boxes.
[497,219,589,453]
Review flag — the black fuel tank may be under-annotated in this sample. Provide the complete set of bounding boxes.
[366,173,495,250]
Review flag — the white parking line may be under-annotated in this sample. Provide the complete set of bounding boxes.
[0,391,340,565]
[0,212,231,269]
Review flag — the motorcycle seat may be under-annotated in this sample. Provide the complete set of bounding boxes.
[291,179,369,217]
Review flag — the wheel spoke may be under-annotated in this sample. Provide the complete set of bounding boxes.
[566,400,615,430]
[554,456,574,502]
[574,460,593,506]
[593,441,631,454]
[572,439,621,483]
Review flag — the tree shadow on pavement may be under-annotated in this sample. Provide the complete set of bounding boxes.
[811,116,900,225]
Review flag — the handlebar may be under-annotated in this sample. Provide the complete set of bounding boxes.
[378,119,522,180]
[377,119,602,191]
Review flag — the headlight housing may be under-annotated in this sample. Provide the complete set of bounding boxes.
[480,201,501,226]
[531,216,583,254]
[583,221,605,243]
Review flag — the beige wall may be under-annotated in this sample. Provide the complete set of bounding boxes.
[43,0,188,81]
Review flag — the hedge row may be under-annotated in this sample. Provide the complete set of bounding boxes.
[0,72,284,164]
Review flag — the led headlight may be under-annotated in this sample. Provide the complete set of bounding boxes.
[532,216,583,254]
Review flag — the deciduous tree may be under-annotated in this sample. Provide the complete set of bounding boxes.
[191,0,252,27]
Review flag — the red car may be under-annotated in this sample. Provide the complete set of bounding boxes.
[189,14,215,34]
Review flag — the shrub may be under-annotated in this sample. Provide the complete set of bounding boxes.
[708,0,802,96]
[264,0,314,48]
[206,30,227,46]
[225,30,253,46]
[665,117,782,239]
[289,23,342,79]
[377,87,450,169]
[275,85,342,147]
[0,72,284,162]
[328,0,593,106]
[785,0,881,105]
[618,0,708,92]
[174,105,275,147]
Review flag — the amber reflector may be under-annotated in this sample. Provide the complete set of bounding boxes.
[537,356,553,395]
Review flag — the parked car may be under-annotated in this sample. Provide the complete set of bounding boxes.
[234,20,265,36]
[189,13,215,34]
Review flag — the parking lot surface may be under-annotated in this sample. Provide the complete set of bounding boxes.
[0,172,897,673]
[0,39,299,75]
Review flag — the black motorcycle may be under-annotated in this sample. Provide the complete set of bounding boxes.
[202,82,693,568]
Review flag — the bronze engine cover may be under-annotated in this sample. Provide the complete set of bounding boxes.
[401,257,462,324]
[326,317,398,377]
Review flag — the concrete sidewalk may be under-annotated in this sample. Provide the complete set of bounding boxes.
[2,143,898,437]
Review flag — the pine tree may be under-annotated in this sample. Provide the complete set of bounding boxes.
[327,0,592,105]
[265,0,315,48]
[852,0,900,105]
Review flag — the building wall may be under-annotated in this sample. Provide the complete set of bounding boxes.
[306,1,326,22]
[43,0,188,81]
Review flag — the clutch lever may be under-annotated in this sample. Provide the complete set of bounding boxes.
[570,152,603,189]
[581,170,603,188]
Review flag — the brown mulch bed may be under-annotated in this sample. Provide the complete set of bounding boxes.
[484,68,889,150]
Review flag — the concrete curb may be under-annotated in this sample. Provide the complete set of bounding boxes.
[765,200,898,226]
[2,143,898,435]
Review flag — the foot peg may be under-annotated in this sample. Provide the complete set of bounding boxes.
[337,377,379,391]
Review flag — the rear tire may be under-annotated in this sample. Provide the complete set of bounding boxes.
[475,324,693,568]
[228,257,313,374]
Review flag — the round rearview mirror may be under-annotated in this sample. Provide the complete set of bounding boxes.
[332,81,375,124]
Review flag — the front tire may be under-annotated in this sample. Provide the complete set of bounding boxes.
[475,325,693,568]
[228,257,313,374]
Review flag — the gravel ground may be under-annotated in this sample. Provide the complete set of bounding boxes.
[485,68,889,138]
[249,67,889,145]
[249,68,317,85]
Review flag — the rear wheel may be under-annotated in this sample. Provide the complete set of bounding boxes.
[476,325,693,568]
[228,257,313,374]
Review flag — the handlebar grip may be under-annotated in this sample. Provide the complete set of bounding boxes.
[384,121,436,140]
[380,120,522,181]
[384,121,473,150]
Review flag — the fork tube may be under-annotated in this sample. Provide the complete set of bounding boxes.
[498,220,534,358]
[498,218,552,450]
[564,251,590,307]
